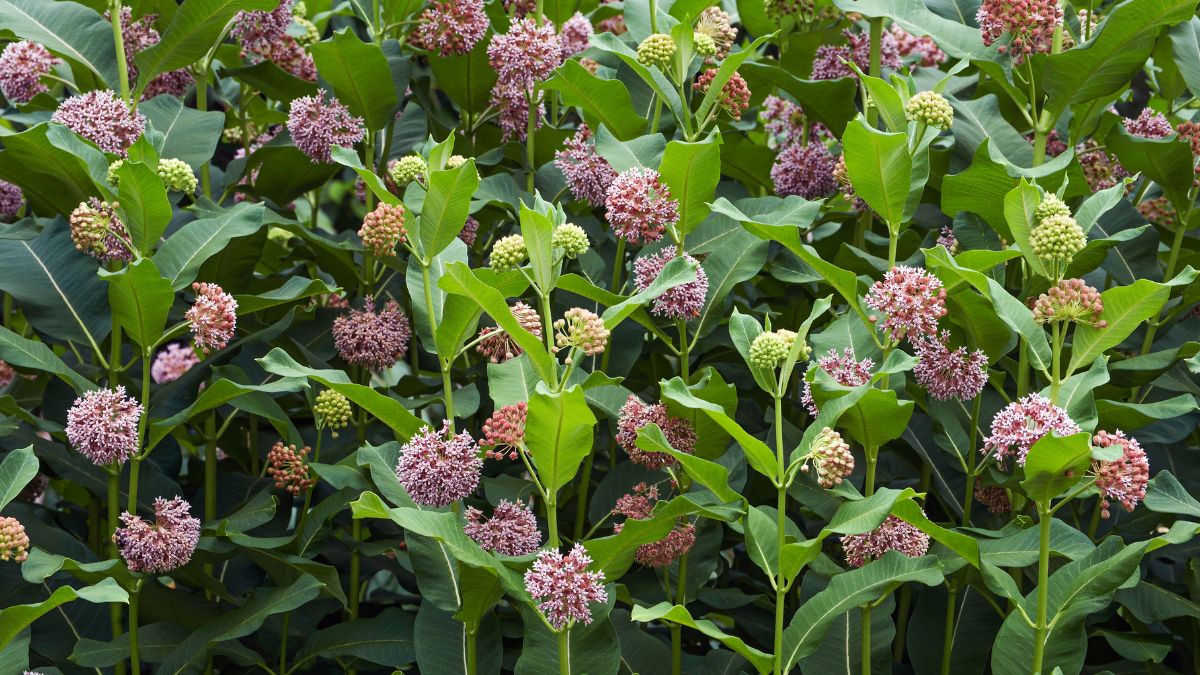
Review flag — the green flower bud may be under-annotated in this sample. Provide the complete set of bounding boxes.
[106,159,124,186]
[749,329,802,370]
[389,155,427,186]
[446,154,468,169]
[1031,213,1086,266]
[490,234,527,271]
[693,32,717,57]
[552,223,589,258]
[294,17,320,46]
[904,91,953,130]
[1033,193,1071,222]
[158,158,198,194]
[313,389,352,437]
[637,33,676,69]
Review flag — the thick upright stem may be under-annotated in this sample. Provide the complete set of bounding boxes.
[107,469,127,675]
[349,519,362,617]
[557,627,571,675]
[772,396,787,675]
[466,622,479,674]
[861,605,872,675]
[866,17,883,126]
[939,583,958,675]
[129,578,142,675]
[962,394,983,526]
[1031,502,1053,674]
[195,74,211,198]
[203,413,217,606]
[672,553,689,674]
[109,0,131,103]
[128,350,151,514]
[421,262,455,425]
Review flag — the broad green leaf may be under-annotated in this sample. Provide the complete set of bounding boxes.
[694,34,775,125]
[0,324,94,391]
[590,32,684,126]
[520,202,556,292]
[630,603,773,673]
[1003,180,1046,278]
[154,202,267,290]
[542,60,645,141]
[141,96,225,170]
[602,255,698,328]
[526,384,597,494]
[0,0,119,88]
[661,377,779,482]
[416,161,480,260]
[658,138,721,236]
[1020,432,1093,503]
[0,445,37,510]
[941,141,1017,236]
[831,0,985,58]
[740,62,859,136]
[1097,394,1198,431]
[409,238,468,355]
[232,276,338,314]
[427,36,495,119]
[0,578,128,650]
[842,116,911,226]
[0,124,95,215]
[1067,279,1169,373]
[310,29,398,131]
[1105,125,1196,217]
[291,608,416,670]
[1143,470,1200,517]
[98,258,174,351]
[132,0,277,97]
[838,388,915,451]
[636,424,740,503]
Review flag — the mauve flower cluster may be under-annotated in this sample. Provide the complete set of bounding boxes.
[841,515,931,568]
[186,282,238,353]
[633,250,709,319]
[865,266,948,342]
[604,168,679,244]
[555,124,616,204]
[232,0,294,52]
[612,488,697,567]
[891,25,947,68]
[287,93,366,163]
[113,497,201,574]
[151,344,200,384]
[414,0,489,56]
[0,180,22,221]
[476,302,543,364]
[0,516,29,562]
[560,12,594,56]
[802,348,876,416]
[1092,430,1149,518]
[487,18,562,141]
[693,69,751,120]
[523,543,608,629]
[1033,278,1107,327]
[937,226,958,253]
[464,500,542,556]
[52,90,147,155]
[396,422,482,507]
[66,385,143,466]
[912,333,988,401]
[974,485,1011,513]
[0,41,60,103]
[1124,108,1175,139]
[482,402,526,458]
[359,203,407,257]
[0,360,14,388]
[332,297,411,370]
[771,142,837,199]
[801,427,855,488]
[109,8,193,99]
[616,395,696,469]
[267,441,314,494]
[811,29,900,80]
[983,394,1080,465]
[977,0,1062,63]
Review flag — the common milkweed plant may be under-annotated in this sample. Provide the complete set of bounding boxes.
[0,0,1197,673]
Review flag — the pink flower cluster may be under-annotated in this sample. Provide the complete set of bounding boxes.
[1124,108,1175,139]
[554,124,616,205]
[983,394,1080,465]
[0,41,60,103]
[974,485,1011,513]
[232,0,294,52]
[604,168,679,244]
[610,482,697,567]
[912,333,988,401]
[414,0,489,56]
[113,496,201,574]
[802,348,875,416]
[476,302,543,364]
[865,266,947,342]
[771,142,837,199]
[396,422,482,507]
[186,282,238,353]
[287,93,366,163]
[693,69,751,120]
[487,18,563,141]
[151,344,200,384]
[464,500,542,556]
[977,0,1062,64]
[560,12,594,56]
[890,25,947,69]
[109,8,193,99]
[66,385,143,466]
[52,90,147,156]
[616,395,696,469]
[841,515,931,568]
[523,543,608,629]
[1091,430,1149,518]
[0,180,22,221]
[811,29,900,80]
[482,403,527,458]
[332,297,411,370]
[633,249,709,319]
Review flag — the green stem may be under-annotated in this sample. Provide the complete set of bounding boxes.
[866,17,883,126]
[572,452,594,541]
[671,552,689,674]
[1030,501,1053,674]
[349,519,362,617]
[557,626,571,675]
[295,432,322,543]
[466,622,478,674]
[1032,129,1048,167]
[864,446,878,497]
[1017,338,1031,397]
[108,469,126,675]
[195,73,211,199]
[129,577,142,675]
[939,583,958,675]
[772,395,787,675]
[279,612,290,674]
[676,318,690,383]
[1050,322,1062,405]
[203,413,216,602]
[548,490,559,547]
[861,603,872,675]
[887,224,898,269]
[962,394,983,526]
[527,93,537,193]
[128,349,151,514]
[1086,495,1103,540]
[421,262,455,425]
[1139,211,1191,355]
[109,0,131,103]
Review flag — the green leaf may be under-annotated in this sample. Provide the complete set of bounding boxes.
[740,63,859,136]
[542,60,645,141]
[601,255,698,329]
[694,34,775,126]
[1067,279,1169,373]
[132,0,276,98]
[636,424,740,503]
[526,385,597,495]
[291,608,416,670]
[0,445,37,511]
[409,239,468,355]
[232,276,338,314]
[0,124,95,216]
[941,141,1018,236]
[661,377,779,482]
[1143,470,1200,517]
[1105,125,1197,217]
[416,161,480,260]
[590,32,684,127]
[520,202,556,293]
[831,0,985,58]
[0,578,128,650]
[98,258,174,352]
[782,553,945,671]
[838,388,915,451]
[0,324,94,391]
[842,116,911,226]
[0,0,119,88]
[310,29,398,131]
[153,202,267,290]
[658,138,721,236]
[1020,432,1093,503]
[630,603,773,673]
[427,36,495,119]
[1003,180,1047,278]
[141,96,225,170]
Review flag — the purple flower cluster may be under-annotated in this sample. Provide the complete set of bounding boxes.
[52,90,147,156]
[151,344,200,384]
[286,93,365,163]
[554,124,616,205]
[771,142,838,199]
[633,249,709,319]
[1123,108,1174,139]
[802,348,875,415]
[396,422,482,507]
[0,180,22,221]
[332,297,411,370]
[605,168,679,244]
[841,515,931,568]
[912,333,988,401]
[464,500,542,556]
[811,29,900,80]
[232,0,295,52]
[0,41,60,104]
[560,12,594,56]
[487,18,562,141]
[414,0,490,56]
[523,543,608,629]
[616,395,696,469]
[66,386,143,466]
[113,496,201,574]
[476,302,543,364]
[864,266,948,342]
[983,394,1080,465]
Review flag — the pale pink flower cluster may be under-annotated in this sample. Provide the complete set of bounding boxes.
[890,25,947,69]
[616,395,696,469]
[560,12,594,56]
[287,93,366,163]
[1123,108,1175,139]
[523,543,608,629]
[1091,430,1149,518]
[633,250,709,319]
[186,282,238,353]
[151,344,200,384]
[605,168,679,244]
[802,348,875,416]
[66,386,143,466]
[811,29,900,80]
[864,266,947,342]
[481,403,526,458]
[912,333,988,401]
[396,422,482,507]
[414,0,489,56]
[983,394,1080,465]
[554,124,616,205]
[464,500,542,556]
[52,90,147,155]
[0,41,60,103]
[487,18,563,141]
[113,496,201,573]
[840,515,930,567]
[331,297,411,370]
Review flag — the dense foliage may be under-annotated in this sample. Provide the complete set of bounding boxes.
[0,0,1198,673]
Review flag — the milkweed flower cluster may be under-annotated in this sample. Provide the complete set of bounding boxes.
[974,485,1012,513]
[0,180,22,221]
[313,389,352,436]
[695,6,736,61]
[633,250,709,319]
[389,155,427,186]
[67,386,143,466]
[1124,108,1175,139]
[936,226,959,253]
[267,442,314,494]
[359,203,407,257]
[616,395,696,469]
[151,344,200,384]
[865,266,948,342]
[0,516,29,562]
[413,0,489,56]
[487,18,563,140]
[771,142,838,199]
[977,0,1063,63]
[983,394,1080,465]
[69,198,132,263]
[637,33,676,69]
[800,427,855,488]
[482,403,527,458]
[489,234,528,271]
[604,168,679,244]
[396,422,482,507]
[1032,279,1107,327]
[1031,212,1086,270]
[109,7,194,98]
[464,500,542,556]
[553,223,590,258]
[891,25,947,68]
[187,282,238,353]
[905,91,954,129]
[523,543,608,630]
[113,497,201,574]
[750,329,806,370]
[52,90,147,155]
[555,125,617,205]
[841,515,931,568]
[232,0,294,52]
[553,308,610,358]
[157,158,198,193]
[560,12,594,56]
[0,41,60,103]
[0,360,14,389]
[761,96,806,150]
[612,487,697,567]
[811,28,900,80]
[331,297,411,370]
[476,302,543,364]
[912,333,988,401]
[287,93,366,163]
[693,69,751,120]
[802,348,876,415]
[1091,430,1150,518]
